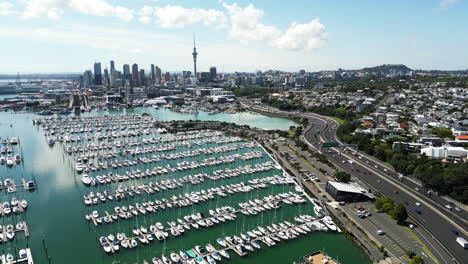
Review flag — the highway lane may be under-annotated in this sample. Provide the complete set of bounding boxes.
[304,113,468,228]
[240,101,467,263]
[302,114,468,264]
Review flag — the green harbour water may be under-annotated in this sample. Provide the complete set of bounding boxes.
[0,110,370,264]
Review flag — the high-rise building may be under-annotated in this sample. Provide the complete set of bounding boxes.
[93,62,102,85]
[150,64,155,84]
[131,64,139,87]
[110,60,115,73]
[83,70,93,88]
[192,35,198,77]
[209,67,217,81]
[139,69,146,87]
[123,64,130,80]
[110,70,119,87]
[164,72,170,83]
[155,66,162,84]
[104,69,109,86]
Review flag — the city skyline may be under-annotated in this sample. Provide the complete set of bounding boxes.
[0,0,467,73]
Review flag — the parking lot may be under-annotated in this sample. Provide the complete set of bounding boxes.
[341,202,436,264]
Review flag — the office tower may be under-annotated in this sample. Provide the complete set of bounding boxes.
[83,70,93,88]
[104,69,109,86]
[155,66,162,84]
[110,60,115,73]
[164,72,170,83]
[209,67,217,81]
[139,69,146,87]
[192,35,198,76]
[93,62,102,85]
[131,63,139,87]
[123,64,130,80]
[110,70,118,87]
[150,64,155,84]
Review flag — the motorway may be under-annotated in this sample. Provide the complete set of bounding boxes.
[241,100,468,264]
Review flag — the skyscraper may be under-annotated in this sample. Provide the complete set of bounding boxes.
[123,64,130,80]
[209,67,217,81]
[192,35,198,77]
[83,70,93,88]
[110,60,115,73]
[93,62,102,85]
[150,64,155,84]
[131,64,139,87]
[155,66,162,84]
[103,69,109,86]
[139,69,146,87]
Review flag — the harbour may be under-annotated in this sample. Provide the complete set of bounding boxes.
[0,110,370,264]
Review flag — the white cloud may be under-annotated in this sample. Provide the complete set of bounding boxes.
[223,2,280,43]
[21,0,134,21]
[437,0,459,10]
[0,1,14,16]
[272,19,327,51]
[138,5,154,24]
[154,5,226,28]
[222,2,327,51]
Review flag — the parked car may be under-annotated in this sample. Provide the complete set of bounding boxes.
[445,204,452,210]
[376,230,385,235]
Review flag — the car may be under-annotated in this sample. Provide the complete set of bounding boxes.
[393,189,399,194]
[376,230,385,235]
[384,168,388,172]
[415,209,422,214]
[415,187,420,192]
[377,180,381,183]
[415,202,421,207]
[445,204,452,210]
[454,207,461,212]
[409,224,415,229]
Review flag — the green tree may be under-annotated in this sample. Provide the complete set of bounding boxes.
[335,171,351,183]
[392,203,408,224]
[409,255,424,264]
[431,128,454,139]
[375,197,395,211]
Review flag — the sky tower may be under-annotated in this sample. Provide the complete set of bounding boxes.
[192,34,198,77]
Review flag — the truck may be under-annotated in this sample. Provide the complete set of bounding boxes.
[456,237,468,249]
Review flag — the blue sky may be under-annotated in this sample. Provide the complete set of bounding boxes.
[0,0,467,73]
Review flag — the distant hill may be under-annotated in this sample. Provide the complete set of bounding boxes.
[362,64,412,73]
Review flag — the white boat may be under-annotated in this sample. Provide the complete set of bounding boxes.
[76,163,84,172]
[81,174,92,185]
[322,216,337,231]
[170,252,180,263]
[6,155,14,166]
[10,138,19,145]
[0,156,5,164]
[314,206,325,218]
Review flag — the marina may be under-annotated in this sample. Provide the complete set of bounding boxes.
[0,110,370,264]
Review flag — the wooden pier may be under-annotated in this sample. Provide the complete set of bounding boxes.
[0,178,32,193]
[0,248,34,264]
[88,181,289,226]
[0,221,29,243]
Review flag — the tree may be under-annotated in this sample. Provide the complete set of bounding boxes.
[409,255,424,264]
[431,128,453,139]
[392,203,408,224]
[375,196,395,211]
[335,171,351,183]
